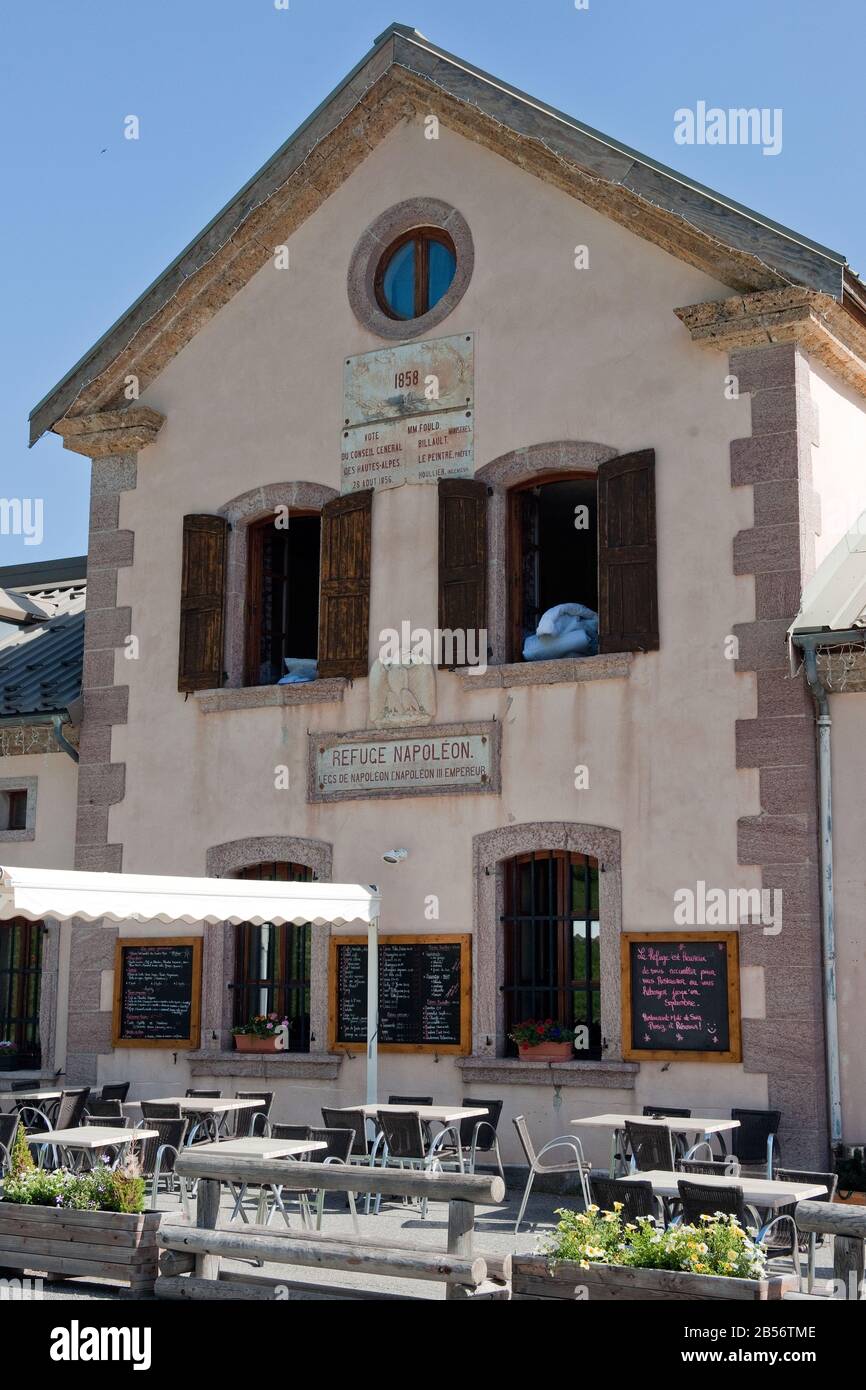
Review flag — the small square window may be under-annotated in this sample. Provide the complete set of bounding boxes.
[1,789,29,833]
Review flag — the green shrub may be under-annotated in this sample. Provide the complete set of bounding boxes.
[9,1121,35,1178]
[542,1205,768,1280]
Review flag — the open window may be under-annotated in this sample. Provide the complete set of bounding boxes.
[232,863,314,1053]
[245,513,321,686]
[507,450,658,662]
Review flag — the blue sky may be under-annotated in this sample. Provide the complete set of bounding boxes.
[1,0,862,567]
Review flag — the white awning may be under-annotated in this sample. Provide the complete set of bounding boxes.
[0,866,381,928]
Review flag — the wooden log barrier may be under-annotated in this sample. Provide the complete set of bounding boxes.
[793,1200,866,1301]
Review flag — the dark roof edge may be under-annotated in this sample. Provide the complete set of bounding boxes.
[0,555,87,589]
[27,20,857,446]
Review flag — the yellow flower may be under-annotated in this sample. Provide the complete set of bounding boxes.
[613,1201,624,1212]
[586,1204,599,1213]
[580,1260,590,1270]
[697,1242,709,1254]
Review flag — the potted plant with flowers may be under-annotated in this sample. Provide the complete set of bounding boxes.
[509,1019,575,1061]
[231,1012,290,1053]
[0,1039,19,1071]
[513,1205,798,1301]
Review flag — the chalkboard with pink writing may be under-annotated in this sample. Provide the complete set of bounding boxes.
[621,932,741,1063]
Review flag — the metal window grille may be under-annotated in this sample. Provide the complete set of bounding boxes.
[502,850,601,1057]
[232,863,314,1052]
[0,917,42,1066]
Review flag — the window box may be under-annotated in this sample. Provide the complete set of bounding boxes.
[0,1202,161,1296]
[512,1255,797,1302]
[233,1034,281,1054]
[517,1041,573,1062]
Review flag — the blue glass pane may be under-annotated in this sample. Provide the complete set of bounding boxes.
[428,239,456,308]
[382,240,416,318]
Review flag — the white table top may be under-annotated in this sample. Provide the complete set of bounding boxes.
[28,1126,158,1150]
[337,1104,488,1123]
[572,1113,740,1135]
[620,1170,827,1208]
[0,1089,63,1103]
[128,1097,264,1114]
[191,1138,327,1159]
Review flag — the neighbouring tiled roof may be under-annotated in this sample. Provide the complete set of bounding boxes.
[0,579,86,718]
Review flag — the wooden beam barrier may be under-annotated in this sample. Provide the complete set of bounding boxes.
[173,1151,505,1206]
[794,1200,866,1301]
[160,1224,487,1286]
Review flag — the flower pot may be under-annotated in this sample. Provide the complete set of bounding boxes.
[512,1254,798,1301]
[517,1041,573,1061]
[834,1190,866,1205]
[0,1201,161,1295]
[233,1033,281,1054]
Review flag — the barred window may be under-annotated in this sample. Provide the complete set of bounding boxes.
[501,850,600,1057]
[232,863,314,1052]
[0,918,42,1066]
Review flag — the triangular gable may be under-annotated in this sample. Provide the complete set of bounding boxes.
[29,22,857,445]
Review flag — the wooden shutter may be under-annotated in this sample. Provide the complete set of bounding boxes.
[438,478,488,668]
[318,490,373,678]
[177,514,228,692]
[597,449,659,653]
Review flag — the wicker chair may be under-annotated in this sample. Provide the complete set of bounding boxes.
[141,1101,182,1121]
[136,1118,190,1207]
[512,1115,591,1233]
[85,1098,124,1121]
[185,1090,222,1098]
[232,1091,274,1138]
[459,1098,505,1182]
[51,1087,91,1130]
[642,1106,692,1119]
[84,1113,130,1128]
[624,1120,676,1173]
[100,1083,130,1103]
[730,1109,782,1178]
[676,1177,800,1283]
[272,1123,312,1141]
[590,1176,663,1225]
[775,1168,838,1290]
[388,1094,434,1144]
[372,1109,460,1219]
[322,1107,369,1161]
[305,1126,359,1231]
[677,1156,741,1177]
[0,1113,19,1175]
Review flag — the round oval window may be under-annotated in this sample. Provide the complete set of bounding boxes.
[375,228,457,321]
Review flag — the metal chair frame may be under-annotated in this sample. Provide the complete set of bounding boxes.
[512,1115,591,1233]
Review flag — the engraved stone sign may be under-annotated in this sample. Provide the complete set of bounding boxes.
[310,723,499,802]
[343,334,474,426]
[341,409,474,493]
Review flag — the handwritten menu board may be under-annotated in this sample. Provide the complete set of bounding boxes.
[112,937,202,1050]
[621,932,741,1063]
[329,934,471,1054]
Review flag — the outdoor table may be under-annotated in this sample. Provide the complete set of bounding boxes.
[126,1095,265,1143]
[192,1136,329,1225]
[572,1112,741,1177]
[28,1125,158,1172]
[619,1169,828,1207]
[0,1089,63,1108]
[333,1103,488,1173]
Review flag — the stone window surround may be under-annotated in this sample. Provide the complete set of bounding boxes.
[347,198,474,340]
[0,775,37,842]
[475,440,620,668]
[218,481,340,691]
[200,836,334,1060]
[470,821,625,1076]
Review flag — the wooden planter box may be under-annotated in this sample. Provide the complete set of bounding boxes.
[0,1201,162,1296]
[233,1034,281,1053]
[834,1190,866,1206]
[517,1041,573,1062]
[512,1254,798,1301]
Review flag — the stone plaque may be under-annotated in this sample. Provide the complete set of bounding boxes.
[309,722,500,802]
[341,409,474,493]
[343,334,474,427]
[368,660,436,728]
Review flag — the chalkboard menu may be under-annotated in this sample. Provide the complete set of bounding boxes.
[112,937,202,1050]
[621,932,741,1063]
[329,934,471,1054]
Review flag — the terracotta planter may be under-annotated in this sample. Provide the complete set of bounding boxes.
[0,1202,161,1296]
[512,1254,797,1301]
[517,1041,573,1061]
[834,1190,866,1205]
[233,1033,281,1053]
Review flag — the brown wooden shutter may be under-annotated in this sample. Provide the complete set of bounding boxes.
[177,514,228,692]
[598,449,659,653]
[438,478,488,668]
[318,490,373,678]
